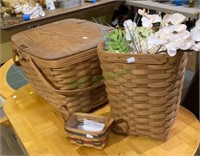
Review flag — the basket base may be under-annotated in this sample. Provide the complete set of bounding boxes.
[68,138,106,149]
[111,120,172,141]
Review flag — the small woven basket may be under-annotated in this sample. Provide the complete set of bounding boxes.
[65,113,114,149]
[97,42,188,141]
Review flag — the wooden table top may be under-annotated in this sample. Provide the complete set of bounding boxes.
[0,59,15,99]
[3,84,200,156]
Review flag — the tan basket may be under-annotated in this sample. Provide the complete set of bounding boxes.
[65,113,114,149]
[97,42,188,141]
[11,19,112,116]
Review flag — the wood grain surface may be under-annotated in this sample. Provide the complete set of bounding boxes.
[11,19,112,60]
[3,84,200,156]
[0,59,15,98]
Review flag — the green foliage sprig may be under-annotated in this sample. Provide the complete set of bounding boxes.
[105,29,131,53]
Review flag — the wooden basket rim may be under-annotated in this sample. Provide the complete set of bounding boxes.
[65,112,113,136]
[97,42,190,57]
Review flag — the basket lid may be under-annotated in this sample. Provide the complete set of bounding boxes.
[11,19,112,60]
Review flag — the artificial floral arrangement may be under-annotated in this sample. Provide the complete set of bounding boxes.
[104,9,200,56]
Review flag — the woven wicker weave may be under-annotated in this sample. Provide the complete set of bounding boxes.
[11,19,111,116]
[97,42,188,141]
[65,113,114,149]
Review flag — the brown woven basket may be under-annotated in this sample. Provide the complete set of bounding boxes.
[11,19,112,116]
[97,42,188,141]
[65,113,114,149]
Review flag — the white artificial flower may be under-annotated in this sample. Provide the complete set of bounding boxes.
[191,27,200,41]
[195,18,200,30]
[171,30,191,41]
[148,35,167,45]
[161,13,186,28]
[174,33,193,50]
[170,13,186,25]
[165,42,177,56]
[122,12,200,56]
[168,24,187,33]
[141,14,161,28]
[141,16,153,28]
[147,14,162,23]
[138,9,147,16]
[191,19,200,42]
[138,8,161,28]
[148,22,192,56]
[179,38,193,50]
[148,27,171,45]
[124,20,137,41]
[124,19,137,30]
[161,14,171,27]
[191,42,200,51]
[147,41,167,54]
[165,30,192,56]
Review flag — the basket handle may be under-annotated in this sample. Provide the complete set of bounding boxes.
[104,117,114,130]
[25,55,104,94]
[60,105,71,121]
[112,119,129,134]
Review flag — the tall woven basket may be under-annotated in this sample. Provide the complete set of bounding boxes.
[97,42,188,141]
[11,19,111,116]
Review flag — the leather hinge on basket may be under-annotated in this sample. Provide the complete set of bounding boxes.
[13,44,28,66]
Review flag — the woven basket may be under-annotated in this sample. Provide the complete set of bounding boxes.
[11,19,112,116]
[97,42,188,141]
[65,113,114,149]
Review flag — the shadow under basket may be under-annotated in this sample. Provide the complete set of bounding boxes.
[64,113,114,149]
[97,42,189,141]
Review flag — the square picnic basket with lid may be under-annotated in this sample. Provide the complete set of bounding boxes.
[11,19,112,116]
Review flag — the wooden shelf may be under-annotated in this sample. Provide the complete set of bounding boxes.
[0,0,119,30]
[126,0,200,18]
